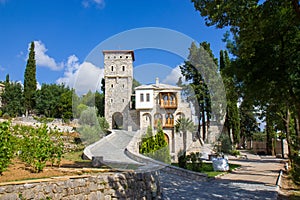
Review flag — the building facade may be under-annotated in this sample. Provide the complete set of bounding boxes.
[103,50,202,160]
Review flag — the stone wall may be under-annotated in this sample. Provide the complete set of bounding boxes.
[0,171,161,200]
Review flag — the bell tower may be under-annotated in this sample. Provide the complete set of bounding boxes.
[103,50,134,130]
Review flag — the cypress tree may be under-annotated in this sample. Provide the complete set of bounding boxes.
[24,41,37,116]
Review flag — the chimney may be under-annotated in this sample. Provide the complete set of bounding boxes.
[155,77,159,86]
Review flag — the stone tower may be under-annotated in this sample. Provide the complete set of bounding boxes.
[103,50,134,130]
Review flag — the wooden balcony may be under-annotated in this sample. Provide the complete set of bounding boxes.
[159,93,177,109]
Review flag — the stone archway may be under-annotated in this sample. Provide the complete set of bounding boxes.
[112,112,123,129]
[142,113,152,128]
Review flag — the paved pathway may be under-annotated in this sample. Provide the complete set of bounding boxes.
[87,130,142,167]
[85,130,284,199]
[161,152,284,200]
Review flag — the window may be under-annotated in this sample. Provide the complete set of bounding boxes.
[110,99,113,103]
[111,66,114,71]
[111,84,113,88]
[140,93,144,102]
[122,66,125,71]
[107,56,110,59]
[122,84,125,88]
[120,56,122,58]
[126,56,128,59]
[146,93,150,102]
[122,99,125,103]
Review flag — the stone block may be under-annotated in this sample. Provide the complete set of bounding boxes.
[0,193,18,200]
[92,156,104,167]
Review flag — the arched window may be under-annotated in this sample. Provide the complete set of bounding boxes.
[111,66,114,71]
[165,113,174,127]
[154,113,162,127]
[122,66,125,71]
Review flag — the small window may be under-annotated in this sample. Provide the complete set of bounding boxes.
[122,99,125,103]
[111,84,113,88]
[140,93,144,102]
[146,93,150,102]
[122,84,125,88]
[110,99,113,103]
[122,66,125,71]
[120,56,122,58]
[114,56,116,58]
[107,56,110,59]
[126,56,128,59]
[111,66,114,71]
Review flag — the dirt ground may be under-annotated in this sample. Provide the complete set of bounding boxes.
[278,172,300,200]
[0,158,93,183]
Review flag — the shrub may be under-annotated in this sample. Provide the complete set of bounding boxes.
[17,124,63,173]
[0,121,15,175]
[139,125,171,164]
[229,149,240,156]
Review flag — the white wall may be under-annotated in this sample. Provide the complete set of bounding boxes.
[136,89,154,109]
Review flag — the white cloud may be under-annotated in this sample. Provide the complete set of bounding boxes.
[37,82,41,90]
[82,0,105,8]
[56,56,103,95]
[162,64,186,85]
[31,41,64,71]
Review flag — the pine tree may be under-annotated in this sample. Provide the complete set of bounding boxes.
[24,41,37,116]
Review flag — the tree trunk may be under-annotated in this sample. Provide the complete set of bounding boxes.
[284,108,292,159]
[202,108,206,142]
[266,111,273,155]
[183,131,187,152]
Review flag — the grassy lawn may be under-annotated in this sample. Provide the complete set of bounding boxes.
[172,162,240,178]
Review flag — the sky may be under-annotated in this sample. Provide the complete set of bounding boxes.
[0,0,228,95]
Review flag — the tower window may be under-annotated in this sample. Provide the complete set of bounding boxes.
[146,93,150,102]
[140,93,144,102]
[107,56,110,59]
[122,84,125,88]
[110,99,113,103]
[122,99,125,103]
[122,66,125,71]
[126,56,128,59]
[111,84,113,88]
[111,66,114,71]
[120,56,122,58]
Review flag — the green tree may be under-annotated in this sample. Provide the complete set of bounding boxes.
[220,50,240,145]
[36,84,74,120]
[1,79,24,117]
[175,117,195,152]
[24,41,37,116]
[191,0,300,180]
[139,123,171,164]
[180,42,225,142]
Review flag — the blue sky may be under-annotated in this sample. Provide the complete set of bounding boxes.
[0,0,227,94]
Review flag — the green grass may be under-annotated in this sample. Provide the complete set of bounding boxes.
[172,162,240,178]
[62,151,89,162]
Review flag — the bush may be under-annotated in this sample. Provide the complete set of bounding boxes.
[0,121,15,175]
[216,134,232,154]
[77,125,105,146]
[139,125,171,164]
[229,149,240,156]
[17,124,63,173]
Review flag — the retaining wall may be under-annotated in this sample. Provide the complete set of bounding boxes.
[0,171,161,200]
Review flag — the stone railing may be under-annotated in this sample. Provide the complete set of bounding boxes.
[125,130,208,181]
[0,171,161,200]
